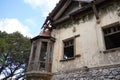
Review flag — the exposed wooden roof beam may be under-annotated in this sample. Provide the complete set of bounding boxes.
[53,0,72,20]
[53,16,70,25]
[73,0,93,3]
[42,0,106,29]
[91,1,99,20]
[41,16,49,29]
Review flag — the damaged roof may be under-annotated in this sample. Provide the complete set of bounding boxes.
[42,0,110,30]
[48,0,100,20]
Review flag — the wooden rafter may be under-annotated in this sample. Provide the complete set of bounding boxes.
[73,0,99,20]
[42,0,104,30]
[91,1,99,20]
[73,0,93,3]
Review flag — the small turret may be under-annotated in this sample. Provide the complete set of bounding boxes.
[26,30,55,80]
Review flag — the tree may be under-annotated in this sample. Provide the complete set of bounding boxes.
[0,31,31,80]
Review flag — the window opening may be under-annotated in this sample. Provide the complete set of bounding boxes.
[32,45,37,60]
[63,39,74,59]
[103,25,120,50]
[30,44,37,70]
[39,42,48,70]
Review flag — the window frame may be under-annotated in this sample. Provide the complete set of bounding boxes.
[102,22,120,51]
[39,41,48,70]
[63,38,75,60]
[31,41,37,61]
[60,35,80,62]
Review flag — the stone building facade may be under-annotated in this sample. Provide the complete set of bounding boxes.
[26,0,120,80]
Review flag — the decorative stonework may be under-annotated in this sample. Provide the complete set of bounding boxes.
[52,64,120,80]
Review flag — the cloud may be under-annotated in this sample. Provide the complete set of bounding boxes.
[0,18,32,37]
[26,18,34,24]
[24,0,59,17]
[25,18,36,27]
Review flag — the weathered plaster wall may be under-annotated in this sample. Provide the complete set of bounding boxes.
[51,2,120,73]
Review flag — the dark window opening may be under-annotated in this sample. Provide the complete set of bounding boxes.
[63,39,74,59]
[103,25,120,50]
[32,45,37,60]
[39,42,47,70]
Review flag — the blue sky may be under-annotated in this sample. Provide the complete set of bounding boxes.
[0,0,59,37]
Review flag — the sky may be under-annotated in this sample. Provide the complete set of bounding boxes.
[0,0,59,38]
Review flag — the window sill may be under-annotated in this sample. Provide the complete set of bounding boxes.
[103,47,120,53]
[60,54,81,62]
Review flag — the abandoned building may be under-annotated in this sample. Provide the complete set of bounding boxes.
[26,0,120,80]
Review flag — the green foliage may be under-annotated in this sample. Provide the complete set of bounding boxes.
[0,31,31,80]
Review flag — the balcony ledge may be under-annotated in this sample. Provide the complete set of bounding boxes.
[26,71,52,79]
